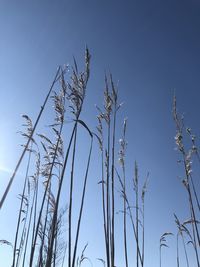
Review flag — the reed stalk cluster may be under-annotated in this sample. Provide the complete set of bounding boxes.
[0,51,199,267]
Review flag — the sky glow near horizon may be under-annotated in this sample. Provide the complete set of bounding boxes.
[0,0,200,266]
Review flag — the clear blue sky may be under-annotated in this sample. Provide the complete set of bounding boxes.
[0,0,200,266]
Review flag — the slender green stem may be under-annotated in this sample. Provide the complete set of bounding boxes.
[12,147,32,267]
[123,164,128,267]
[111,106,116,267]
[72,136,93,267]
[68,127,78,267]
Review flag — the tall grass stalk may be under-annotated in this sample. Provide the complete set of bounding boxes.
[72,129,93,267]
[118,119,129,267]
[134,161,139,267]
[12,144,32,267]
[173,95,200,248]
[68,127,78,267]
[96,75,120,267]
[22,152,40,267]
[29,79,66,267]
[96,115,110,266]
[110,75,118,267]
[0,67,61,210]
[45,48,91,267]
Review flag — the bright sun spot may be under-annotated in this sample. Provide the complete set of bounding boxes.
[0,164,12,174]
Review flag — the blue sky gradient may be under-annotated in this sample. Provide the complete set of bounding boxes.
[0,1,200,266]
